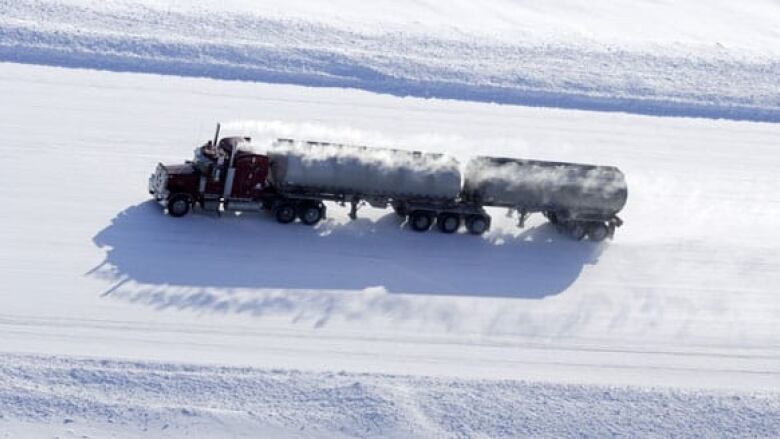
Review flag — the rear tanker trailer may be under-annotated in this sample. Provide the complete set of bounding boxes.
[462,156,627,240]
[148,124,627,241]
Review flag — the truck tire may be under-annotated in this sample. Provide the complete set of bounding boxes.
[167,194,191,217]
[274,203,296,224]
[587,222,609,242]
[545,211,559,225]
[409,210,434,232]
[437,213,460,234]
[465,214,490,235]
[298,202,323,226]
[567,222,587,241]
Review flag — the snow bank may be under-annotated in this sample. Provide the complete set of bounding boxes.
[2,353,778,438]
[1,1,779,121]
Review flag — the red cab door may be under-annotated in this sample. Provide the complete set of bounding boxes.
[230,154,269,198]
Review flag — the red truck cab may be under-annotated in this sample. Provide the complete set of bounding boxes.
[148,135,271,217]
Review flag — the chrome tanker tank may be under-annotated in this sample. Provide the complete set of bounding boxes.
[462,156,628,215]
[268,139,462,200]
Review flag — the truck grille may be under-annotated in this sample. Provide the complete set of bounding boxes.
[149,164,168,198]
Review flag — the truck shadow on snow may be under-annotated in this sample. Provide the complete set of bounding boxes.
[90,201,604,300]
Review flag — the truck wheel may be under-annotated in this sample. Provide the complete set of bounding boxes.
[437,213,460,234]
[274,203,296,224]
[465,214,490,235]
[587,222,609,242]
[167,194,191,217]
[567,222,587,241]
[545,211,559,225]
[298,203,323,225]
[409,210,434,232]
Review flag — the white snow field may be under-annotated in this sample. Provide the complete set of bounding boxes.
[2,0,780,121]
[2,354,779,439]
[1,0,780,437]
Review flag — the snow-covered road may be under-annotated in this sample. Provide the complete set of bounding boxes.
[1,59,779,436]
[0,58,780,389]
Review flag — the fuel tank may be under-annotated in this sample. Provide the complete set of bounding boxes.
[268,139,462,200]
[462,156,628,215]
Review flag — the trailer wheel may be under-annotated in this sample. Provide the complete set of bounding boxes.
[274,203,296,224]
[587,222,609,242]
[465,214,490,235]
[167,194,191,217]
[409,210,434,232]
[298,202,323,226]
[567,222,587,241]
[437,213,460,234]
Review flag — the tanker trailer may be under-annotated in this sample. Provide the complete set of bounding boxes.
[267,139,466,227]
[462,156,627,241]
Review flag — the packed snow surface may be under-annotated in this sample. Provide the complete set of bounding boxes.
[1,0,780,120]
[1,61,779,436]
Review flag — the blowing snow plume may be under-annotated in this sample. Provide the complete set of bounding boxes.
[219,120,468,152]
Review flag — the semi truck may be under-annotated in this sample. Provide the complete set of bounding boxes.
[148,124,627,241]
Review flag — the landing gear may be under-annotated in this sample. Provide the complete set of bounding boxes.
[391,202,407,218]
[465,214,491,235]
[167,194,191,217]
